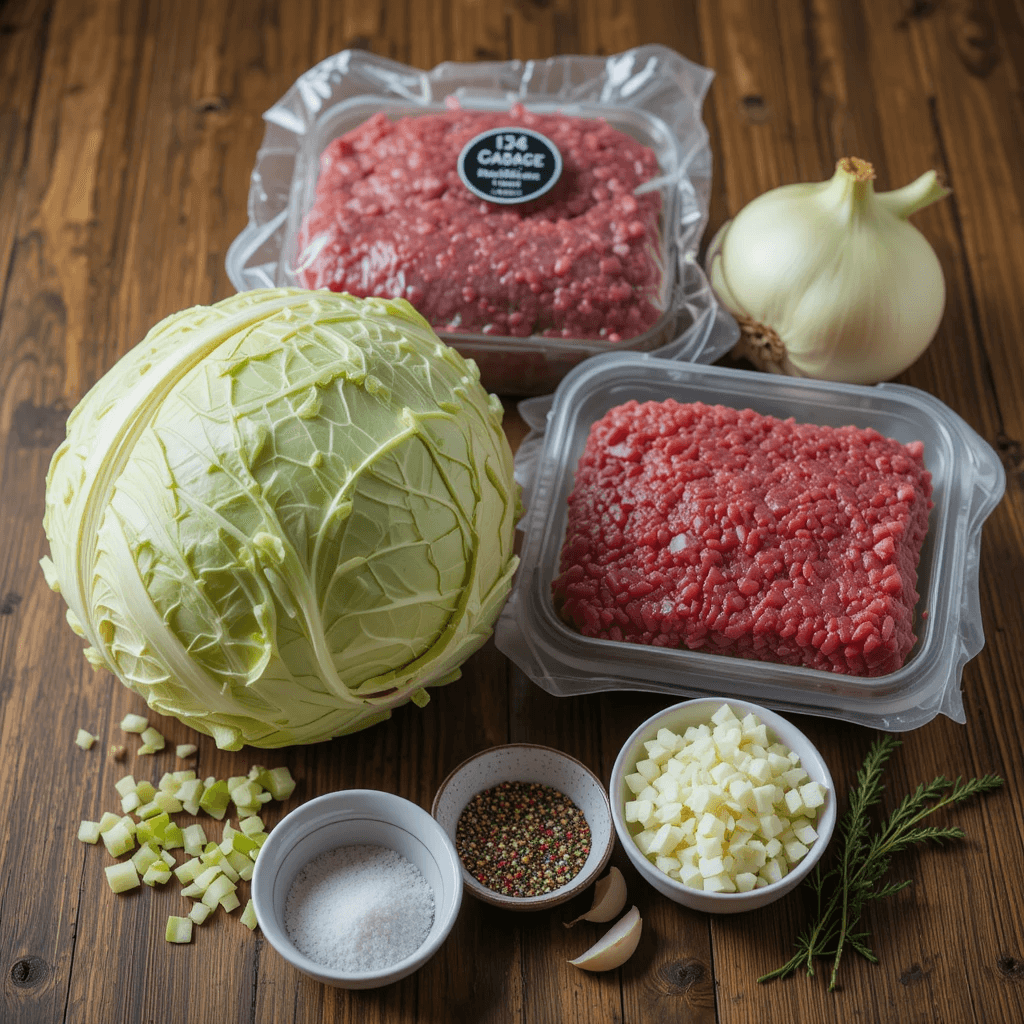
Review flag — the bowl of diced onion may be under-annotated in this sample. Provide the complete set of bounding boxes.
[610,698,836,914]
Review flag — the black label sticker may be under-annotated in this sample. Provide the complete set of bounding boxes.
[457,127,563,205]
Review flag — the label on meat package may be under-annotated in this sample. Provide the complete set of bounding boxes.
[457,127,563,204]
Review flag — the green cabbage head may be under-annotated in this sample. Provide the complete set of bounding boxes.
[41,288,520,749]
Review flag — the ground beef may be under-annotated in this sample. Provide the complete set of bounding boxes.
[552,400,933,677]
[297,104,663,342]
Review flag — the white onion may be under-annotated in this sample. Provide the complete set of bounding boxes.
[707,157,950,384]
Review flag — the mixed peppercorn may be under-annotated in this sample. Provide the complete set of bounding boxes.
[455,781,591,897]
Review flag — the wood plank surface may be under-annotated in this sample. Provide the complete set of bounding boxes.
[1,1,1023,1022]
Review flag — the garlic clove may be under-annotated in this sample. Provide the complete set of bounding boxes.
[567,905,642,972]
[564,865,628,927]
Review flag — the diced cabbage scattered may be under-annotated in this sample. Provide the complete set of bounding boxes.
[165,917,193,944]
[115,775,137,798]
[132,842,163,874]
[142,861,172,887]
[138,726,165,755]
[182,824,207,856]
[78,761,295,942]
[78,820,101,844]
[240,899,258,931]
[101,820,136,858]
[188,903,212,926]
[75,729,97,750]
[199,780,230,820]
[105,862,140,893]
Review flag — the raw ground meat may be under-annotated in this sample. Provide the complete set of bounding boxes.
[297,104,663,342]
[552,400,933,677]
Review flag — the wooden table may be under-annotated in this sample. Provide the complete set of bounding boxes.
[2,1,1023,1021]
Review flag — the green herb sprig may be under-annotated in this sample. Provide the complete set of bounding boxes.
[760,734,1003,990]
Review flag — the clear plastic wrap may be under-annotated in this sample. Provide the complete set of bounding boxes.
[496,353,1006,731]
[226,47,734,395]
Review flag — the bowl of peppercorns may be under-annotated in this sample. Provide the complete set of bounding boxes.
[431,744,614,911]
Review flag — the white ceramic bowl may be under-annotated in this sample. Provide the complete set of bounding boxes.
[610,698,836,914]
[251,789,463,988]
[431,744,614,911]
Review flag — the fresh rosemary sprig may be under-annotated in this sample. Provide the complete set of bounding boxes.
[760,734,1003,990]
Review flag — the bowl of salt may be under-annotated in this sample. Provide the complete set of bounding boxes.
[251,789,463,988]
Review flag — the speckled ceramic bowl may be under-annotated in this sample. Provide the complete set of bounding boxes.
[431,744,614,911]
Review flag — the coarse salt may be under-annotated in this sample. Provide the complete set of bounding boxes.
[284,844,434,973]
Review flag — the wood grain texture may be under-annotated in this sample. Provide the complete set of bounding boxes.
[1,1,1023,1022]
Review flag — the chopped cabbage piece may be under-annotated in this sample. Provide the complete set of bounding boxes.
[105,862,140,893]
[165,917,193,944]
[75,729,97,750]
[240,898,258,931]
[78,821,101,845]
